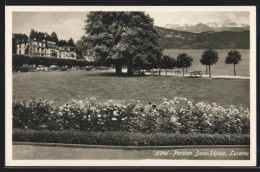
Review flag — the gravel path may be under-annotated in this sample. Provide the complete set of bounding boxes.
[13,144,250,160]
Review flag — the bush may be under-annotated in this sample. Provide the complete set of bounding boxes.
[13,129,250,145]
[13,97,250,134]
[12,55,94,70]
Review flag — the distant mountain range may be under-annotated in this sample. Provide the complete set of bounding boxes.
[155,26,249,49]
[163,22,249,33]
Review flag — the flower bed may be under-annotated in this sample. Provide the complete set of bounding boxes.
[13,97,250,134]
[13,129,250,146]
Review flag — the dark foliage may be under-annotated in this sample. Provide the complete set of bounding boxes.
[13,129,250,146]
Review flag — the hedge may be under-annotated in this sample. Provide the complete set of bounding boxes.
[13,129,250,146]
[13,97,250,134]
[13,55,94,69]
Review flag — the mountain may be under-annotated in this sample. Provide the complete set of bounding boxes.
[163,22,249,33]
[155,26,249,49]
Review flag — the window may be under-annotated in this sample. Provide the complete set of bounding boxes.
[19,50,21,54]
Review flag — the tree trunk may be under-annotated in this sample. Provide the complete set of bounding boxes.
[186,68,188,74]
[165,69,167,76]
[206,65,208,75]
[182,68,185,76]
[127,66,133,75]
[234,63,236,76]
[159,68,161,75]
[209,65,211,78]
[115,63,122,75]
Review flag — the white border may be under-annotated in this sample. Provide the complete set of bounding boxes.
[5,6,257,166]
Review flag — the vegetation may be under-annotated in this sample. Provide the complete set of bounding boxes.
[160,55,176,75]
[13,97,249,134]
[13,71,250,107]
[75,36,89,59]
[200,49,219,77]
[155,26,250,49]
[13,129,250,146]
[83,12,162,75]
[12,33,28,54]
[68,37,75,47]
[13,55,93,70]
[176,53,193,76]
[225,50,242,76]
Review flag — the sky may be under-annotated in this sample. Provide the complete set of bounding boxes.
[13,11,249,42]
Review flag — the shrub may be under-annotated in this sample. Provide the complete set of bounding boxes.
[12,55,94,71]
[13,129,250,145]
[13,97,250,134]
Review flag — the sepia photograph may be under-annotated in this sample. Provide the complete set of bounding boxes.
[5,6,256,166]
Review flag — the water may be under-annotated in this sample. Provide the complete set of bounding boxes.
[163,49,250,76]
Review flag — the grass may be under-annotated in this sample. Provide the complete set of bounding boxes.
[13,70,250,107]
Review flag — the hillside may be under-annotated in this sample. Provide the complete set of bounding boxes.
[155,26,250,49]
[163,22,249,33]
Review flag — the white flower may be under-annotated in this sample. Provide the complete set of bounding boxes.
[90,97,96,101]
[170,117,177,123]
[97,114,101,118]
[113,110,120,116]
[112,117,117,121]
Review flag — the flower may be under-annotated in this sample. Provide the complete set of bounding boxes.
[162,98,167,101]
[170,117,177,123]
[112,117,117,121]
[113,110,120,116]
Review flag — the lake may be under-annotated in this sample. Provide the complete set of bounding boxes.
[163,49,250,77]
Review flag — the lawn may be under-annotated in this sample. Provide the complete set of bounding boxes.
[13,70,250,107]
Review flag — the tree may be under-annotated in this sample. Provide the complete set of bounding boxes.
[161,55,176,76]
[51,32,59,43]
[200,49,219,78]
[68,38,75,47]
[176,53,193,76]
[84,12,162,75]
[75,36,89,59]
[58,39,68,47]
[225,50,242,76]
[12,33,28,54]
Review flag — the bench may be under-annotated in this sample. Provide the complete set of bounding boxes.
[174,71,181,75]
[189,71,203,78]
[151,71,159,75]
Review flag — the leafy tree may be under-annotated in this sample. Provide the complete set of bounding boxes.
[58,39,68,47]
[200,49,219,78]
[161,55,176,76]
[84,12,162,75]
[29,29,58,42]
[225,50,242,76]
[12,33,28,54]
[68,38,75,47]
[75,36,89,59]
[176,53,193,76]
[51,32,59,43]
[29,29,45,41]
